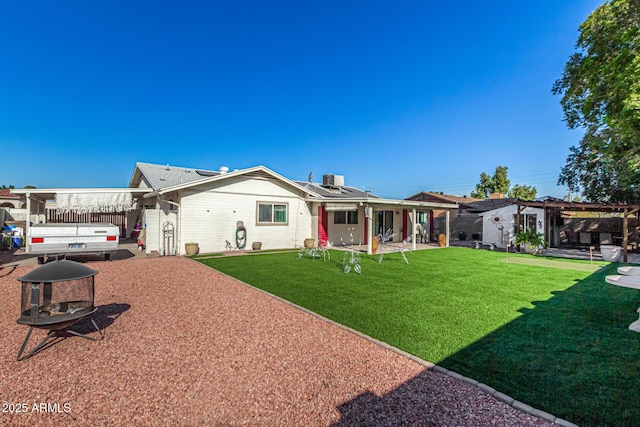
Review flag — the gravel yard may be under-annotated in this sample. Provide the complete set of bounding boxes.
[0,257,554,426]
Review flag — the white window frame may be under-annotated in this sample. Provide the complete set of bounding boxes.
[334,210,358,225]
[256,201,288,225]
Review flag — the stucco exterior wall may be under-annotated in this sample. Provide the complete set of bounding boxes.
[326,209,366,246]
[480,205,545,247]
[143,208,178,255]
[179,176,313,253]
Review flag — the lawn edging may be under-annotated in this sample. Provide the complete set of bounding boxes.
[194,257,579,427]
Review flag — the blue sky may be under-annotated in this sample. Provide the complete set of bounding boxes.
[1,1,602,199]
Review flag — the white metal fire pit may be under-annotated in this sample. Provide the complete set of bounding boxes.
[16,259,104,361]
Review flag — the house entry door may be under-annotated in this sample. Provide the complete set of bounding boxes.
[375,210,394,238]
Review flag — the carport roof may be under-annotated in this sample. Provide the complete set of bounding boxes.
[11,188,150,200]
[10,187,150,202]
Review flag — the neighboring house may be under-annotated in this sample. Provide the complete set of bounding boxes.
[0,189,27,228]
[458,197,516,241]
[13,162,459,255]
[405,192,480,240]
[405,191,546,246]
[0,189,24,208]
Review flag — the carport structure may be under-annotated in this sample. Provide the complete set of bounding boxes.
[515,199,640,262]
[10,188,149,253]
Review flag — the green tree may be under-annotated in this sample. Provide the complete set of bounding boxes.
[471,165,525,198]
[470,172,493,198]
[492,165,510,194]
[1,184,35,189]
[508,184,538,201]
[471,166,537,199]
[553,0,640,202]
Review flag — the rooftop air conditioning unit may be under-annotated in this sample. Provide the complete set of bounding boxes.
[322,174,345,188]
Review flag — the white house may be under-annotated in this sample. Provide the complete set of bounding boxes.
[13,162,459,256]
[479,203,545,248]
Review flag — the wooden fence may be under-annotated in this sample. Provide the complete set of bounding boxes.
[46,210,127,237]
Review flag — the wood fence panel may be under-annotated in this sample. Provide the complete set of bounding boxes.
[46,210,127,237]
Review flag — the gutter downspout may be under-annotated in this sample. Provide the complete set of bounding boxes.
[159,196,181,256]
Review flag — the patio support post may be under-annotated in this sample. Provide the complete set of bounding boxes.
[629,208,640,257]
[623,208,629,263]
[25,193,31,253]
[411,208,416,250]
[445,210,450,247]
[366,207,373,255]
[516,203,522,251]
[635,211,640,255]
[543,201,549,246]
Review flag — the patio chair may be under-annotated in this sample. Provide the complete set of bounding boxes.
[378,228,395,244]
[579,232,592,247]
[562,230,580,248]
[600,232,613,245]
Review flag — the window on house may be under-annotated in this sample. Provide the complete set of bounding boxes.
[334,210,358,224]
[257,202,288,224]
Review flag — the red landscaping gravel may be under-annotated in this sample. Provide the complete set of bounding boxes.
[0,257,554,426]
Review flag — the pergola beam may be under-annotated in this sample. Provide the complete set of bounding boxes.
[516,199,640,259]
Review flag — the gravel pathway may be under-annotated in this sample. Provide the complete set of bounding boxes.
[0,257,555,426]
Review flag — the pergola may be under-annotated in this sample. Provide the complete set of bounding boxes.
[515,199,640,262]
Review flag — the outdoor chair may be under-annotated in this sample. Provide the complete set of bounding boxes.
[579,232,592,247]
[600,232,613,245]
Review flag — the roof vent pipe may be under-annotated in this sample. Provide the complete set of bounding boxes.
[219,166,229,174]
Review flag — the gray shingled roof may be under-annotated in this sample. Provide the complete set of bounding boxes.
[136,162,219,191]
[462,198,517,213]
[293,181,379,199]
[135,162,378,200]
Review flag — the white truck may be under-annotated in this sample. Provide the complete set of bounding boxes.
[27,223,120,264]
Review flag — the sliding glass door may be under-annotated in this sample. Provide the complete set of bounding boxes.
[375,210,394,238]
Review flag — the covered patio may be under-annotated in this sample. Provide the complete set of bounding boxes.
[311,198,459,255]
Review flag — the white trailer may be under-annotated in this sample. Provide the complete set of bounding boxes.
[28,223,120,263]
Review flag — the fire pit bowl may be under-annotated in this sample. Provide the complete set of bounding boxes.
[16,259,104,361]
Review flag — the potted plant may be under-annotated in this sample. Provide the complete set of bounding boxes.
[514,229,547,254]
[184,242,199,256]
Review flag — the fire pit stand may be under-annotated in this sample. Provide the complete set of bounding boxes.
[16,259,104,361]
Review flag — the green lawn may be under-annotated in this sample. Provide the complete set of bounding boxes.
[196,247,640,426]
